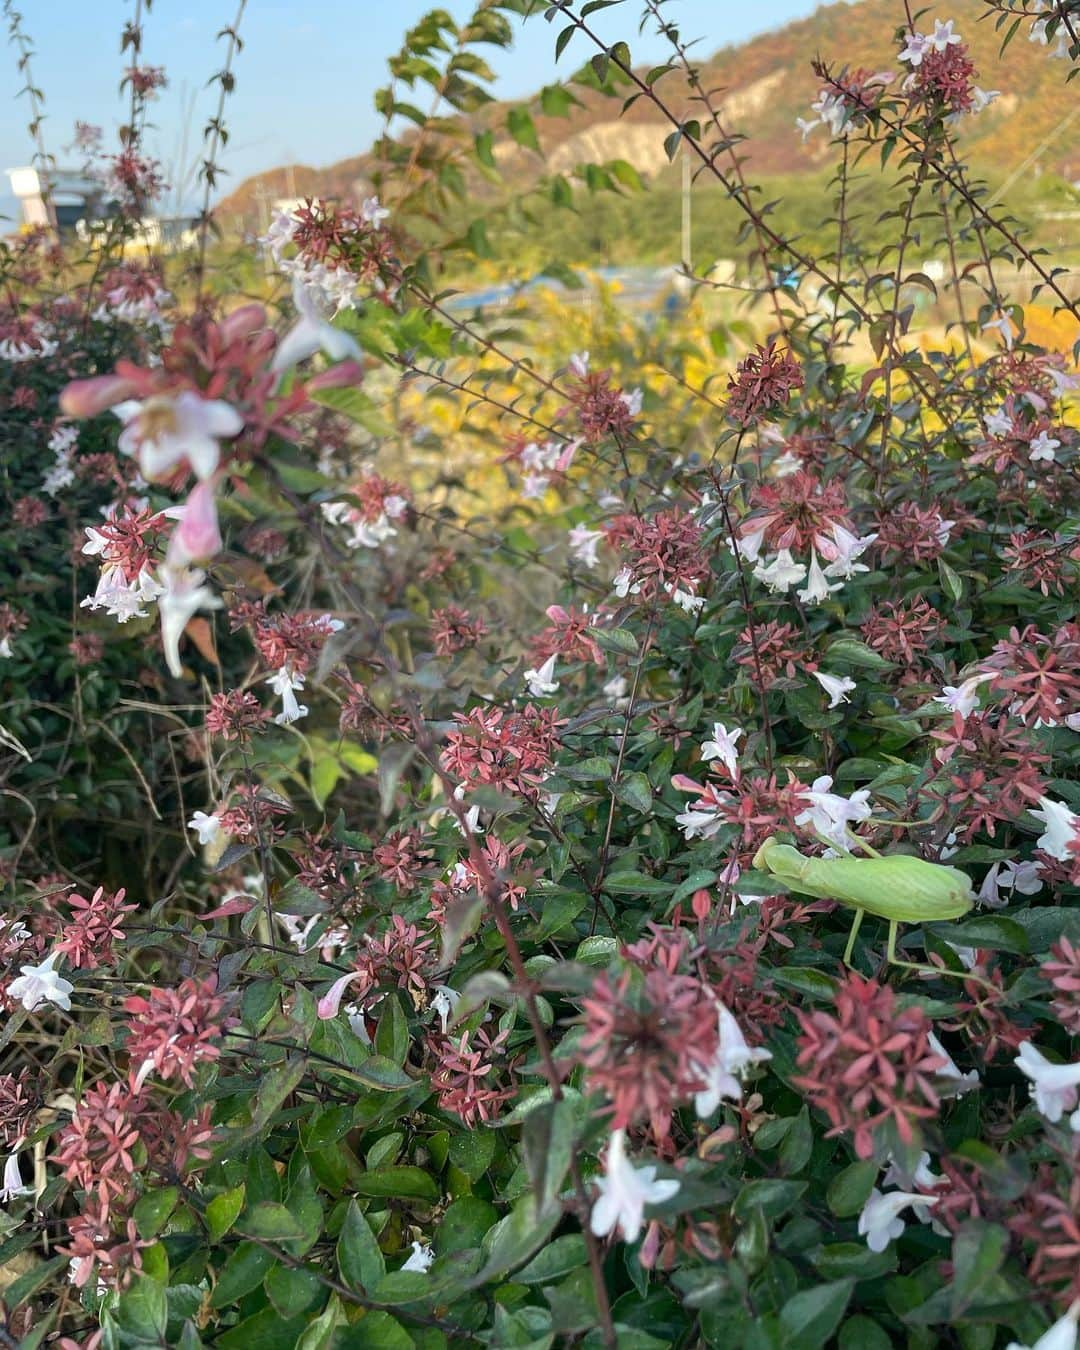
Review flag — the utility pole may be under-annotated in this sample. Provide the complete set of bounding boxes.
[681,146,692,273]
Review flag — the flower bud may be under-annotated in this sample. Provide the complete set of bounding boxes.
[60,374,139,418]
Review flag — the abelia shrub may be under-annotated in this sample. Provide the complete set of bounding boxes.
[0,3,1079,1348]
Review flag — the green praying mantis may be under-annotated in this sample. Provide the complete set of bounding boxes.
[752,835,977,982]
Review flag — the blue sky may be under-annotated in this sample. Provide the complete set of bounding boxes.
[2,0,823,218]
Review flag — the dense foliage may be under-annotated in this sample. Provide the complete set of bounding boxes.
[1,2,1079,1348]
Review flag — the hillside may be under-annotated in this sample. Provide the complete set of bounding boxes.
[216,0,1079,229]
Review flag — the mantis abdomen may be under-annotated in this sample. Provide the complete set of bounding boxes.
[752,839,974,922]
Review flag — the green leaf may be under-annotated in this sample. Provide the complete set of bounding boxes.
[608,158,643,191]
[823,637,894,670]
[310,386,391,437]
[1,1254,68,1309]
[950,1220,1008,1316]
[930,915,1028,954]
[474,129,495,168]
[274,461,329,494]
[304,1106,354,1151]
[246,1146,282,1204]
[441,886,486,966]
[540,83,578,117]
[295,1295,345,1350]
[575,935,619,963]
[771,968,838,1000]
[734,1207,769,1276]
[827,1161,879,1218]
[778,1279,854,1348]
[336,1309,414,1348]
[522,1096,580,1208]
[115,1274,168,1340]
[238,1200,307,1241]
[602,870,674,896]
[338,1200,386,1294]
[464,218,493,259]
[210,1242,277,1307]
[839,1316,892,1350]
[615,771,653,814]
[555,24,575,61]
[449,1129,496,1182]
[470,1193,563,1285]
[593,626,638,655]
[265,1262,324,1318]
[133,1185,178,1238]
[216,1307,310,1350]
[311,753,344,808]
[778,1107,813,1176]
[673,869,719,904]
[350,1166,439,1202]
[508,106,540,151]
[733,1179,807,1222]
[375,993,409,1066]
[435,1195,499,1255]
[242,979,282,1031]
[517,1234,588,1284]
[560,755,613,782]
[812,1243,896,1280]
[354,1054,415,1092]
[250,1057,308,1133]
[938,557,964,602]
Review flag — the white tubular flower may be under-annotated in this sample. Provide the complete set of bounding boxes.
[700,723,743,779]
[158,565,221,677]
[266,666,309,725]
[272,277,362,372]
[568,524,603,569]
[590,1128,680,1244]
[693,1002,772,1117]
[8,952,74,1012]
[984,407,1013,437]
[753,549,806,594]
[604,675,629,708]
[981,314,1015,351]
[1014,1042,1080,1127]
[795,775,873,850]
[1029,431,1061,464]
[797,549,843,606]
[400,1240,434,1273]
[187,811,222,847]
[1031,797,1080,862]
[735,526,767,563]
[430,985,461,1033]
[0,1153,32,1204]
[930,19,962,49]
[612,566,641,598]
[999,859,1042,895]
[813,670,856,709]
[882,1149,941,1196]
[523,654,559,699]
[858,1189,938,1253]
[927,1032,980,1095]
[821,523,877,579]
[933,673,992,719]
[114,391,243,482]
[666,583,705,614]
[360,196,390,227]
[1006,1300,1080,1350]
[899,31,930,66]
